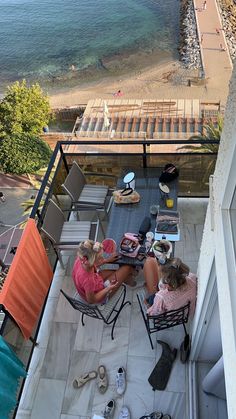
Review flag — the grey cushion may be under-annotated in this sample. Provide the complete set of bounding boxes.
[79,184,108,205]
[58,221,91,248]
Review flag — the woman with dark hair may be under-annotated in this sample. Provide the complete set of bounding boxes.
[143,257,197,317]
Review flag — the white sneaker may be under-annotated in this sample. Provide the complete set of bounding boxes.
[116,367,126,395]
[118,406,130,419]
[103,399,115,419]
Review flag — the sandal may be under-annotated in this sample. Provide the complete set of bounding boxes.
[73,370,97,388]
[97,364,108,394]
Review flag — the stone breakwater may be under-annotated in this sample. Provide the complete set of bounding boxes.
[218,0,236,59]
[178,0,202,69]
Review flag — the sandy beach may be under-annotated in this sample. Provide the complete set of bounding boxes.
[49,57,230,109]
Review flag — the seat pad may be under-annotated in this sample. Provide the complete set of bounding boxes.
[79,184,108,205]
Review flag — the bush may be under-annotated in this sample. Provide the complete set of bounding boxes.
[0,134,52,174]
[0,80,51,138]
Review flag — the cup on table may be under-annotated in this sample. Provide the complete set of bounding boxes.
[150,205,158,215]
[146,231,154,242]
[145,231,154,253]
[166,198,174,208]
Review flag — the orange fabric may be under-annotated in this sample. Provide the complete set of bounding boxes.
[0,219,53,339]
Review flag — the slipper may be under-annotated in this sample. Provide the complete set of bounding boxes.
[97,364,108,394]
[73,370,97,388]
[180,334,191,363]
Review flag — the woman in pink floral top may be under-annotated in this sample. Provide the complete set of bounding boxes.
[143,257,197,317]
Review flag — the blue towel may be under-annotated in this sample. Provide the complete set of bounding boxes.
[0,335,27,419]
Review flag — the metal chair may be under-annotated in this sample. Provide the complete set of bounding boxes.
[60,284,131,340]
[137,290,190,349]
[41,199,99,268]
[61,161,114,217]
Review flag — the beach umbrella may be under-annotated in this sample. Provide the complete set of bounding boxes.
[103,101,110,129]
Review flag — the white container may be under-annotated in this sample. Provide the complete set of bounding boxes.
[146,231,154,242]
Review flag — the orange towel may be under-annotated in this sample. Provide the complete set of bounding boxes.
[0,219,53,339]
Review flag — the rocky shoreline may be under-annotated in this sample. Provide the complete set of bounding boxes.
[178,0,236,71]
[178,0,202,70]
[218,0,236,59]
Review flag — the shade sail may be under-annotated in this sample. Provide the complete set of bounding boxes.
[0,219,53,339]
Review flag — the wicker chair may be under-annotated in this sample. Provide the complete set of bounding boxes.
[137,290,190,349]
[61,161,115,216]
[41,199,99,268]
[60,284,131,340]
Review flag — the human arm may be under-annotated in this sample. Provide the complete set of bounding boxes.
[85,281,119,304]
[147,292,165,316]
[96,252,120,267]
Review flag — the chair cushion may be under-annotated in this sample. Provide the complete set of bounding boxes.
[79,184,108,205]
[58,221,91,248]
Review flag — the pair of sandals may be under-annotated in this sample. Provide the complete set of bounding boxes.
[139,413,171,419]
[73,365,108,393]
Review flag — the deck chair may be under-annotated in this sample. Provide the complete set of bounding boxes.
[61,161,114,217]
[41,199,99,268]
[60,284,131,340]
[137,290,190,349]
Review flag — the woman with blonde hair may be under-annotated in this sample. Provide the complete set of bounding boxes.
[144,257,197,317]
[72,239,136,304]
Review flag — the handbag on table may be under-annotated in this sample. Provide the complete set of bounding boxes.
[113,188,140,204]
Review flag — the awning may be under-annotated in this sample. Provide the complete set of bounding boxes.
[0,219,53,339]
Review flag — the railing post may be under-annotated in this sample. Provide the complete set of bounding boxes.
[143,142,147,168]
[60,144,69,174]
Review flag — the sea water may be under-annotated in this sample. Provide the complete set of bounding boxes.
[0,0,180,91]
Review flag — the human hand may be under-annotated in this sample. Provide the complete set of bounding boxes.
[108,280,119,291]
[106,253,120,263]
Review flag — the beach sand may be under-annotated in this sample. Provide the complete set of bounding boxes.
[49,59,230,109]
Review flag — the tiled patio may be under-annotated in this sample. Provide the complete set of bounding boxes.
[17,198,208,419]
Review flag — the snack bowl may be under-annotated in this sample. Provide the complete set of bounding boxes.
[152,239,172,260]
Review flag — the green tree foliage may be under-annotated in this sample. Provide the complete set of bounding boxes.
[0,80,51,137]
[178,115,223,153]
[0,134,52,174]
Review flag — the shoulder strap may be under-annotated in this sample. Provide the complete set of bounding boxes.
[120,187,133,196]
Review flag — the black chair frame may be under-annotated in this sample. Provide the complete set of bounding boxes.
[60,284,131,340]
[137,292,190,349]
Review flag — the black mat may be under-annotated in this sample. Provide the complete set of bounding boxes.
[148,340,177,391]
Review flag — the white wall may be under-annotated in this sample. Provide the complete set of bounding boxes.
[197,297,222,361]
[191,64,236,419]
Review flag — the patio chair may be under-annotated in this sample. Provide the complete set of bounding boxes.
[41,199,99,268]
[61,161,115,218]
[60,284,131,340]
[137,290,190,349]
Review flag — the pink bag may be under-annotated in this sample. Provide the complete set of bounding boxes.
[119,233,141,258]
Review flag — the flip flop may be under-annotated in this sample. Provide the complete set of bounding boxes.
[97,364,108,394]
[73,370,97,388]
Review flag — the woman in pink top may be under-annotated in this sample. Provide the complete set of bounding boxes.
[144,257,197,317]
[72,240,135,304]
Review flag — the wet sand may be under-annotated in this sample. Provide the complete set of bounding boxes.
[49,58,230,109]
